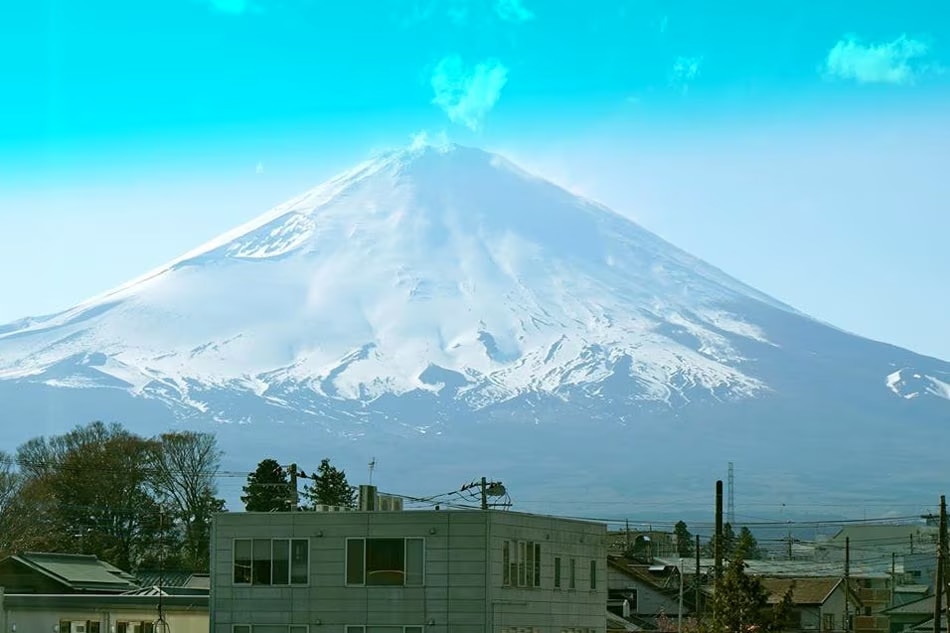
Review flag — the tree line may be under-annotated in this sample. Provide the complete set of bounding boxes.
[673,519,764,559]
[0,421,223,573]
[0,421,358,574]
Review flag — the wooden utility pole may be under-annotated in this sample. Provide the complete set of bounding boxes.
[845,536,851,633]
[891,552,897,605]
[695,534,701,616]
[715,480,723,581]
[935,495,946,633]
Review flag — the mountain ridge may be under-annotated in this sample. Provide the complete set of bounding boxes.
[0,142,946,512]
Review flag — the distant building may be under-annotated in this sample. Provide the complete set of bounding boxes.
[210,486,608,633]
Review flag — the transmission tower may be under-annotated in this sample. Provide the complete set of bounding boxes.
[727,462,735,525]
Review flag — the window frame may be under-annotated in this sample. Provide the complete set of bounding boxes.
[502,539,541,588]
[343,624,426,633]
[232,537,310,586]
[231,624,310,633]
[554,556,562,589]
[590,559,597,590]
[344,536,426,587]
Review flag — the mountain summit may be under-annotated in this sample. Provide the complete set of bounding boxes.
[1,144,947,510]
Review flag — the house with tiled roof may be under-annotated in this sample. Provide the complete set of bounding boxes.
[759,576,859,633]
[607,556,695,630]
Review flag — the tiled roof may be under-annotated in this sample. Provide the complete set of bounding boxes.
[759,577,842,605]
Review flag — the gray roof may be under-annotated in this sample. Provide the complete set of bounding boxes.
[9,553,139,592]
[653,557,893,579]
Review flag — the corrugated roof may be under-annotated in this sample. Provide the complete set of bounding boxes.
[760,577,842,605]
[13,552,139,592]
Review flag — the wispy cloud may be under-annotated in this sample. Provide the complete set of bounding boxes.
[668,55,703,93]
[494,0,535,23]
[823,35,934,85]
[430,55,509,131]
[409,129,452,150]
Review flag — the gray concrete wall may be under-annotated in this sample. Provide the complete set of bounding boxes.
[488,512,607,633]
[212,510,489,633]
[212,510,608,633]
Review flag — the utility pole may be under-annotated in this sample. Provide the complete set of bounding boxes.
[727,462,735,525]
[891,552,896,606]
[695,534,701,617]
[845,536,851,633]
[715,480,723,581]
[678,558,685,633]
[289,463,299,511]
[935,495,946,633]
[480,476,488,510]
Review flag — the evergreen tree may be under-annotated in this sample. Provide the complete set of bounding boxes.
[736,526,764,559]
[704,522,737,559]
[709,556,794,633]
[241,459,291,512]
[303,458,357,508]
[674,520,695,558]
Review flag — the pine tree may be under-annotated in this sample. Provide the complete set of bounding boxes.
[303,458,357,509]
[674,520,695,557]
[709,556,793,633]
[736,526,764,559]
[704,522,737,559]
[241,459,291,512]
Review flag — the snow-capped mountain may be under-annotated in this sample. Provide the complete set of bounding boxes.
[1,143,947,513]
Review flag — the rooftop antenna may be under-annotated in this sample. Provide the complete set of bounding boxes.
[368,457,376,485]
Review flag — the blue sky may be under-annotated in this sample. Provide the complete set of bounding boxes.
[1,0,948,359]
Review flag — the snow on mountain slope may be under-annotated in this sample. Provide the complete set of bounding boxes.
[0,143,947,426]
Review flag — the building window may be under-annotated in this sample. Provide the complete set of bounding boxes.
[502,540,542,587]
[823,614,835,631]
[344,624,423,633]
[233,538,309,585]
[590,559,597,589]
[345,537,425,586]
[569,558,576,589]
[59,623,101,633]
[115,624,154,633]
[554,556,562,588]
[231,624,310,633]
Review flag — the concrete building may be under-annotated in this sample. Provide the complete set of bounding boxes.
[210,495,607,633]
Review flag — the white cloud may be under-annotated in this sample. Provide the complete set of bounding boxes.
[669,55,703,93]
[495,0,534,23]
[430,55,509,131]
[824,35,933,85]
[408,129,451,150]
